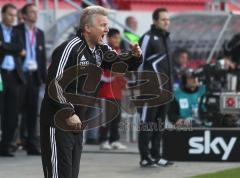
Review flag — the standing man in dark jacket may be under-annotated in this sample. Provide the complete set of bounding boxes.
[0,3,26,157]
[138,7,173,167]
[16,3,47,155]
[40,6,142,178]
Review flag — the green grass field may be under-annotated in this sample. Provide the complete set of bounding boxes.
[189,167,240,178]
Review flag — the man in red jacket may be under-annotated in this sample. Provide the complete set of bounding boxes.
[98,28,127,150]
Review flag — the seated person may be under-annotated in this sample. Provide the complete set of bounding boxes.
[172,48,190,89]
[168,69,206,128]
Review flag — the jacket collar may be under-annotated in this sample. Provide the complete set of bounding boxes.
[150,24,170,37]
[182,86,199,93]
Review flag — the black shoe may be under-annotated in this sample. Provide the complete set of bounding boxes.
[27,150,41,156]
[0,151,14,157]
[140,158,157,168]
[155,158,174,166]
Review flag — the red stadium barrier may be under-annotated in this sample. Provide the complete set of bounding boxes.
[113,0,208,11]
[0,0,82,10]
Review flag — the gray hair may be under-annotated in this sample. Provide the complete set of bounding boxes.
[79,6,108,30]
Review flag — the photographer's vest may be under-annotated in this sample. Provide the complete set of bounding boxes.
[174,85,206,119]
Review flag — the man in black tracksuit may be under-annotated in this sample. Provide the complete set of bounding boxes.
[138,8,173,167]
[40,6,142,178]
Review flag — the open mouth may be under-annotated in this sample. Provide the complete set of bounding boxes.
[98,34,105,43]
[100,34,105,41]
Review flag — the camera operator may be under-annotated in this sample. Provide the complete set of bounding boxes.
[223,33,240,91]
[194,33,240,128]
[221,33,240,127]
[168,69,206,128]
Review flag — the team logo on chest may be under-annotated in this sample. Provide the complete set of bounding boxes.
[79,55,89,66]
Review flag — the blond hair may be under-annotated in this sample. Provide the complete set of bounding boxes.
[79,6,108,31]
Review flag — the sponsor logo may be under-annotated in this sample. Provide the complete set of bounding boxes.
[189,130,237,160]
